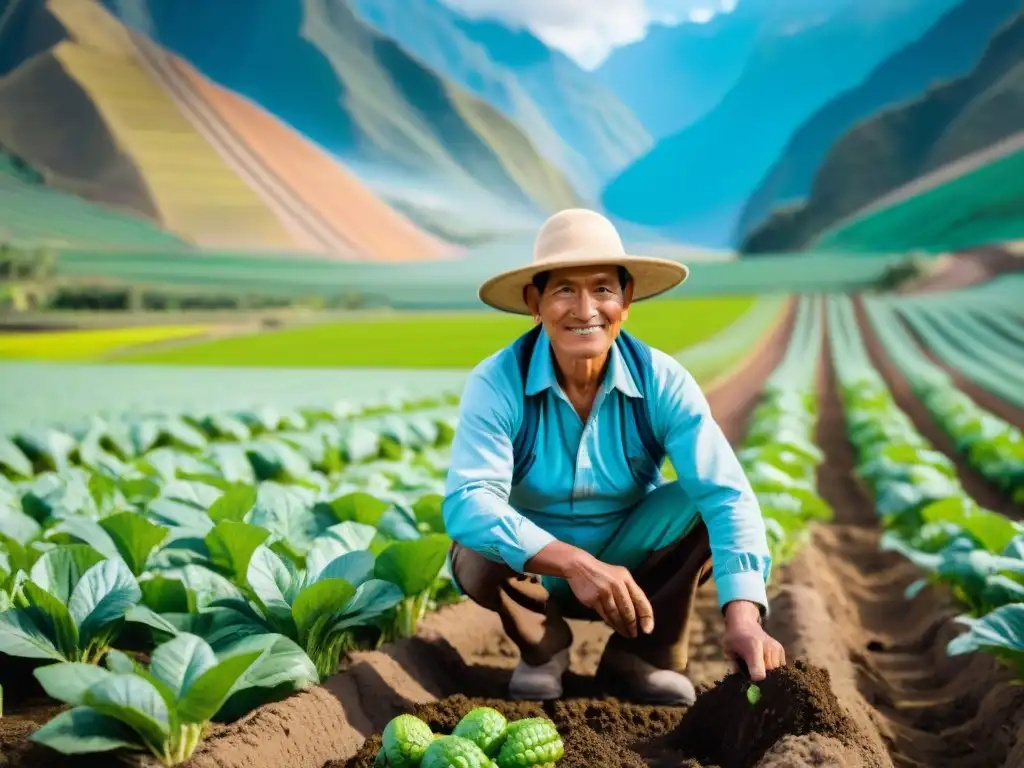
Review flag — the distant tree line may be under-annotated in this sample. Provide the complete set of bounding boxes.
[0,241,382,314]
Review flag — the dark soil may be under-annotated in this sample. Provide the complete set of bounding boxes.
[335,662,861,768]
[650,662,861,768]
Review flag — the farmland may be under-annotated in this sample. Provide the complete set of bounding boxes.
[0,276,1021,768]
[109,296,764,369]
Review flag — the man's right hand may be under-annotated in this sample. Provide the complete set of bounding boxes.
[524,541,654,638]
[564,551,654,638]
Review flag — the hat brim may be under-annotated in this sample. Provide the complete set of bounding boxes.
[477,250,690,315]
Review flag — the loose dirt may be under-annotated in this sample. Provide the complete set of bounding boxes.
[337,662,864,768]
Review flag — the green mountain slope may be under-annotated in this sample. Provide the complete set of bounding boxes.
[743,11,1024,253]
[736,0,1020,243]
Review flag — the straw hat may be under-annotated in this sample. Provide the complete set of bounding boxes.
[478,208,689,315]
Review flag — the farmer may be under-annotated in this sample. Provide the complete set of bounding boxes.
[441,208,785,705]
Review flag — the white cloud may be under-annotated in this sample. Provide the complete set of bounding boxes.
[439,0,740,69]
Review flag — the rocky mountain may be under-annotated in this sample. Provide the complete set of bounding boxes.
[101,0,583,227]
[743,10,1024,253]
[736,0,1021,244]
[0,0,453,257]
[350,0,651,196]
[600,0,963,247]
[593,7,763,140]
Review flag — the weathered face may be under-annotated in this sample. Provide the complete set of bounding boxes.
[525,265,633,362]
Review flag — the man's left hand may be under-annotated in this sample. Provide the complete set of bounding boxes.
[721,600,786,682]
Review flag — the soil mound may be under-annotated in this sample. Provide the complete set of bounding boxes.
[335,662,863,768]
[656,661,861,768]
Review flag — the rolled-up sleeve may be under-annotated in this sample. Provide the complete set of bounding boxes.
[442,366,556,573]
[654,355,772,616]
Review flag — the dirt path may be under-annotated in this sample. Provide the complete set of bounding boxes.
[776,318,1024,768]
[852,294,1022,518]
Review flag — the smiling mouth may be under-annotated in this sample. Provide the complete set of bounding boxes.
[568,324,605,336]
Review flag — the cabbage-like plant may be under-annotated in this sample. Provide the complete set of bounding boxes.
[0,544,141,663]
[131,543,405,680]
[30,633,265,764]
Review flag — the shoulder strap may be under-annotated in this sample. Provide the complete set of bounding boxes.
[510,325,544,485]
[615,330,664,470]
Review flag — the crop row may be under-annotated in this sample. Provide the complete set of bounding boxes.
[735,295,832,570]
[0,392,465,764]
[890,299,1024,409]
[827,295,1023,679]
[863,297,1024,504]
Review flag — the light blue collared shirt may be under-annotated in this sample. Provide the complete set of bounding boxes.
[441,327,772,613]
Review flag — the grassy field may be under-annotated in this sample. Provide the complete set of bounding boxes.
[0,325,215,361]
[111,296,759,368]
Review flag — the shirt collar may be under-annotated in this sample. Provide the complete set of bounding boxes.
[524,327,642,399]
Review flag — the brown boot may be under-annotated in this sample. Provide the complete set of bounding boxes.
[449,543,573,700]
[596,520,713,705]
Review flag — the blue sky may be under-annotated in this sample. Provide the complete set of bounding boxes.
[439,0,739,69]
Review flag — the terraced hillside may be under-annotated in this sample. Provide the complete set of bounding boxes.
[100,0,585,232]
[135,37,453,261]
[0,0,451,259]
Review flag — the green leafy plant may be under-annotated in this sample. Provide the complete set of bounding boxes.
[947,603,1024,676]
[0,544,141,663]
[134,544,405,680]
[29,633,266,764]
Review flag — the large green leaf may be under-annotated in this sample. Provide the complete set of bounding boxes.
[175,650,264,724]
[205,521,269,584]
[314,551,375,588]
[411,495,445,534]
[947,603,1024,674]
[155,565,244,608]
[326,492,389,526]
[0,607,62,659]
[214,633,319,722]
[28,706,142,754]
[150,633,218,699]
[98,512,169,575]
[46,516,121,561]
[291,578,356,645]
[69,558,142,645]
[35,662,113,705]
[307,522,378,575]
[247,546,299,629]
[207,483,258,524]
[374,534,450,597]
[82,673,171,750]
[23,580,80,659]
[329,579,404,631]
[250,483,330,557]
[140,575,196,614]
[29,545,108,605]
